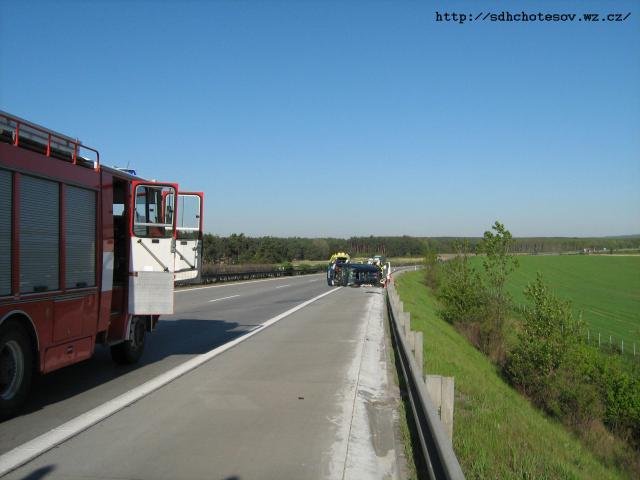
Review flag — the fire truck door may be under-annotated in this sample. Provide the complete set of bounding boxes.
[174,192,203,283]
[128,182,177,315]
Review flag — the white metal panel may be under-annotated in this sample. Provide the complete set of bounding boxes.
[65,186,96,288]
[0,170,11,295]
[101,251,114,292]
[129,237,175,314]
[19,175,59,293]
[128,271,173,314]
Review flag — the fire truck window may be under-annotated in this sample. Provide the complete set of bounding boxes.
[112,204,124,216]
[20,175,59,293]
[0,169,11,296]
[133,185,175,238]
[65,186,96,289]
[177,194,201,240]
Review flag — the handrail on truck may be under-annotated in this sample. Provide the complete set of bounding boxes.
[0,111,100,171]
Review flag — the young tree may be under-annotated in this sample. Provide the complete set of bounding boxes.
[476,221,518,360]
[437,241,486,328]
[507,273,584,396]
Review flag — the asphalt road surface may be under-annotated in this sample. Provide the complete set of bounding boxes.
[0,274,403,479]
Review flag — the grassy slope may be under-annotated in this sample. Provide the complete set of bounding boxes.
[473,255,640,342]
[395,271,627,480]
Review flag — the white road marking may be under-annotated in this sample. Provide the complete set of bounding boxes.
[208,295,240,303]
[274,284,290,289]
[175,273,323,293]
[0,287,342,477]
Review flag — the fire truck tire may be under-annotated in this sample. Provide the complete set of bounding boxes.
[0,321,34,418]
[110,316,146,365]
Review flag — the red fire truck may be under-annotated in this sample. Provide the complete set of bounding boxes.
[0,111,203,416]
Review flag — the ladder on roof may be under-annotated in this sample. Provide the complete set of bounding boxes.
[0,111,100,170]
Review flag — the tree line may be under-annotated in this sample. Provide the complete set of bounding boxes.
[202,233,640,264]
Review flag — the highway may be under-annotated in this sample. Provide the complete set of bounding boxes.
[0,274,403,479]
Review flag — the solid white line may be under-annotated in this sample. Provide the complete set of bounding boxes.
[175,273,323,293]
[0,287,341,477]
[208,295,240,303]
[274,284,290,289]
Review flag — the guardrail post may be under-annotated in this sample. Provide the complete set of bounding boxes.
[401,312,411,338]
[441,376,455,443]
[426,375,455,444]
[414,331,423,378]
[426,375,442,415]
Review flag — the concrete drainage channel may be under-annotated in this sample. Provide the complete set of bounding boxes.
[387,270,465,480]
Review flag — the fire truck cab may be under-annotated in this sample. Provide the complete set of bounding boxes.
[0,111,204,416]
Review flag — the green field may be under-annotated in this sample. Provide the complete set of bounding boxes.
[395,271,629,479]
[472,255,640,344]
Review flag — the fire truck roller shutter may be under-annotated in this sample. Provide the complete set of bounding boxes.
[20,175,59,293]
[0,170,11,296]
[64,186,96,289]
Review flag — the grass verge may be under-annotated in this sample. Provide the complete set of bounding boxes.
[395,270,629,479]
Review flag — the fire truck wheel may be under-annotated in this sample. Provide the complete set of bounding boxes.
[0,321,34,418]
[110,316,146,365]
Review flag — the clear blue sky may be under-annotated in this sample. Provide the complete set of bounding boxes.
[1,0,638,237]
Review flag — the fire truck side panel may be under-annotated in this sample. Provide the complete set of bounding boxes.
[0,143,102,374]
[43,336,93,373]
[52,293,98,342]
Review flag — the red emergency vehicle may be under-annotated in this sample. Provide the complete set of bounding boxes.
[0,111,203,416]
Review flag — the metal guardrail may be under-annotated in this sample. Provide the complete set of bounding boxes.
[387,271,465,480]
[176,265,326,286]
